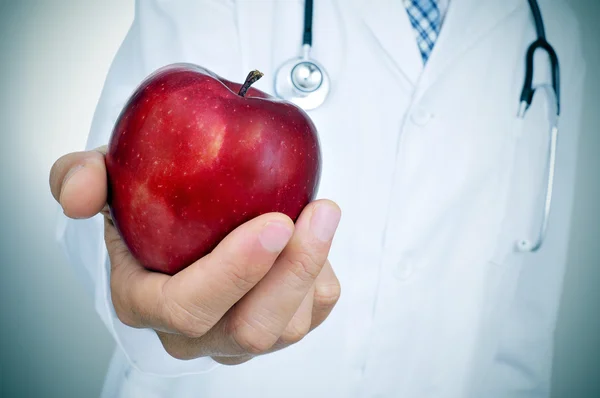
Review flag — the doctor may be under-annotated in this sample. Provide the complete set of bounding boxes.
[49,0,585,397]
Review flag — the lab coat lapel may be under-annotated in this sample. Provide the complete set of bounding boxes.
[419,0,525,91]
[358,0,425,86]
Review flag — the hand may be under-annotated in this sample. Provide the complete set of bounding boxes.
[50,147,342,365]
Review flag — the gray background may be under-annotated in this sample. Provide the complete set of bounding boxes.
[0,1,598,397]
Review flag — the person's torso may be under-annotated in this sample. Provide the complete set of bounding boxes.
[105,0,581,396]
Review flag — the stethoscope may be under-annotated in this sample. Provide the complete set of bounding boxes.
[274,0,560,253]
[273,0,330,111]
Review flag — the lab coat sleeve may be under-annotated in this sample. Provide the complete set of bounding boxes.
[478,21,587,398]
[55,21,220,377]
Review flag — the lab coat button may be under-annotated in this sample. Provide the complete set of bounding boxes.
[410,108,433,126]
[393,260,414,280]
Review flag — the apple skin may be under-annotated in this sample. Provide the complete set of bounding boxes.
[105,63,321,275]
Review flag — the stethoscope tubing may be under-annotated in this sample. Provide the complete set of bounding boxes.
[274,0,561,254]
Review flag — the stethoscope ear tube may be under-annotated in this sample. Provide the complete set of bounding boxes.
[519,38,561,117]
[515,0,561,253]
[516,84,560,254]
[303,0,314,46]
[516,121,559,253]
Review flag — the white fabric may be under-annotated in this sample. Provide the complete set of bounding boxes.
[56,0,586,397]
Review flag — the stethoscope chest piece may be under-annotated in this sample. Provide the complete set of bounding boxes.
[274,53,330,111]
[273,0,330,111]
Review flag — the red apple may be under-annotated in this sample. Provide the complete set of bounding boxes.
[105,64,321,275]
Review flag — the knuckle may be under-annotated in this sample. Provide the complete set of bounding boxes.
[158,335,193,361]
[212,355,254,366]
[285,250,322,285]
[236,334,275,355]
[314,283,342,309]
[163,297,213,338]
[229,317,278,355]
[164,347,189,361]
[222,258,261,292]
[279,322,310,346]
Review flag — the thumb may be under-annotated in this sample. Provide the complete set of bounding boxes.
[49,146,108,219]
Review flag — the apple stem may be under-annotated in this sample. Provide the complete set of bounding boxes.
[238,70,264,97]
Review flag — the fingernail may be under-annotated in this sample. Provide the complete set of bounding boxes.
[310,203,341,242]
[259,221,293,253]
[59,164,84,204]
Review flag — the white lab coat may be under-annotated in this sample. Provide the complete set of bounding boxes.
[57,0,586,397]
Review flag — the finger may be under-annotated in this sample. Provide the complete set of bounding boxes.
[211,354,253,366]
[158,275,323,361]
[223,200,341,354]
[108,211,294,335]
[105,217,170,329]
[310,260,341,330]
[275,283,315,348]
[156,284,314,361]
[186,265,330,360]
[158,213,294,338]
[49,147,107,219]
